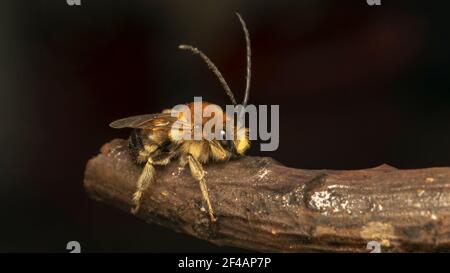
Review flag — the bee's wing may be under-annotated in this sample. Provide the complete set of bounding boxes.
[110,113,188,129]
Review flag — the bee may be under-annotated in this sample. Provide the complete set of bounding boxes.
[109,13,251,222]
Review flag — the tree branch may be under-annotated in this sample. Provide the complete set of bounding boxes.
[84,139,450,252]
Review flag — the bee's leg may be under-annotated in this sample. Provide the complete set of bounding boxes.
[152,154,174,166]
[131,158,155,215]
[186,154,217,222]
[131,153,175,214]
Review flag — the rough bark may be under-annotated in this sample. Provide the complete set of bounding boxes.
[83,139,450,252]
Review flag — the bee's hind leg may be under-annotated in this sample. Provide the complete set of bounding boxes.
[131,159,155,214]
[184,154,217,222]
[131,154,174,215]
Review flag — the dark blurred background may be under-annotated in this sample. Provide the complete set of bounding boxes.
[0,0,449,252]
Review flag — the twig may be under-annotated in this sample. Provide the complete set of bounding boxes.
[84,139,450,252]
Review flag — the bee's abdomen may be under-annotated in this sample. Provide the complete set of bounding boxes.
[128,129,144,162]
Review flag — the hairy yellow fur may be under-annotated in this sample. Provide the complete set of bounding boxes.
[124,12,253,222]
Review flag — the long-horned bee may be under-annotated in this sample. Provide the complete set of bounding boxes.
[110,13,251,222]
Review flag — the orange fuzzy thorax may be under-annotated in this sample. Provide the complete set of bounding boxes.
[185,101,228,126]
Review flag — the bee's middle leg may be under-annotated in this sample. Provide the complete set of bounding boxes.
[184,154,217,222]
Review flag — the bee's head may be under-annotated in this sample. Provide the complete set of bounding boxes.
[184,101,250,156]
[218,126,250,156]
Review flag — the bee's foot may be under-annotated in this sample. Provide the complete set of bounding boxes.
[200,207,217,222]
[131,204,140,215]
[131,191,143,215]
[208,211,217,222]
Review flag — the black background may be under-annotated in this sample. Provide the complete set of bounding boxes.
[1,0,450,252]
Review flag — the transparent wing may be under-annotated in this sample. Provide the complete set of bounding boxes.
[109,113,186,129]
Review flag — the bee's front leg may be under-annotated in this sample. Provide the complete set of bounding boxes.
[184,154,217,222]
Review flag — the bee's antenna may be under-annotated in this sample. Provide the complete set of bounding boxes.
[235,12,251,107]
[178,45,237,105]
[178,13,251,106]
